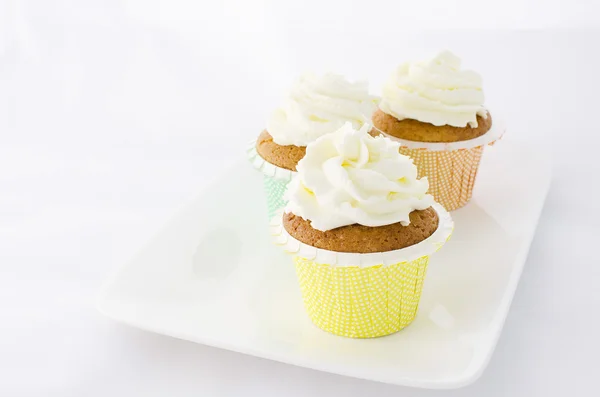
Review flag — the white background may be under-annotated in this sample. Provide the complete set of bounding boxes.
[2,1,600,396]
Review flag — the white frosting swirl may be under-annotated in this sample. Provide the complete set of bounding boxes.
[285,123,434,232]
[267,73,377,146]
[380,51,487,128]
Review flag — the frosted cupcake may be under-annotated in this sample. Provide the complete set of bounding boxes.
[271,123,453,338]
[372,51,504,211]
[247,73,377,219]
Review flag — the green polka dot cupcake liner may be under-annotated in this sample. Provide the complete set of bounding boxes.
[247,142,295,221]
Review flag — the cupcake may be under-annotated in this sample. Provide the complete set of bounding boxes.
[372,51,504,211]
[271,123,453,338]
[247,72,377,220]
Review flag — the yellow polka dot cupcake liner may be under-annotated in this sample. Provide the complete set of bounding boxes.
[247,143,295,219]
[270,203,453,338]
[376,116,505,211]
[294,256,430,338]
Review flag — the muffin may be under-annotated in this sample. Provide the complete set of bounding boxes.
[272,123,453,338]
[247,72,377,219]
[371,51,504,211]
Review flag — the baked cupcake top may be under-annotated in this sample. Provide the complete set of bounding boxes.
[267,73,377,147]
[255,130,306,171]
[284,123,434,233]
[380,51,487,128]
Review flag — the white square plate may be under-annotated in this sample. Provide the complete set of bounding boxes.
[97,140,551,389]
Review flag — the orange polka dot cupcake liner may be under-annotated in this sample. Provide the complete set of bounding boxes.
[399,146,485,211]
[380,118,505,211]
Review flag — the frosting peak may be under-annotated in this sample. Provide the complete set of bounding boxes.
[380,51,487,128]
[285,123,434,232]
[267,73,377,146]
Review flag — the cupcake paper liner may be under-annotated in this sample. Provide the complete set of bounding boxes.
[271,203,453,338]
[374,116,505,211]
[399,145,484,211]
[247,142,295,219]
[262,175,289,220]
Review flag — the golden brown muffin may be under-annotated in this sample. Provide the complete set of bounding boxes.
[371,109,492,143]
[283,208,439,254]
[255,130,306,171]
